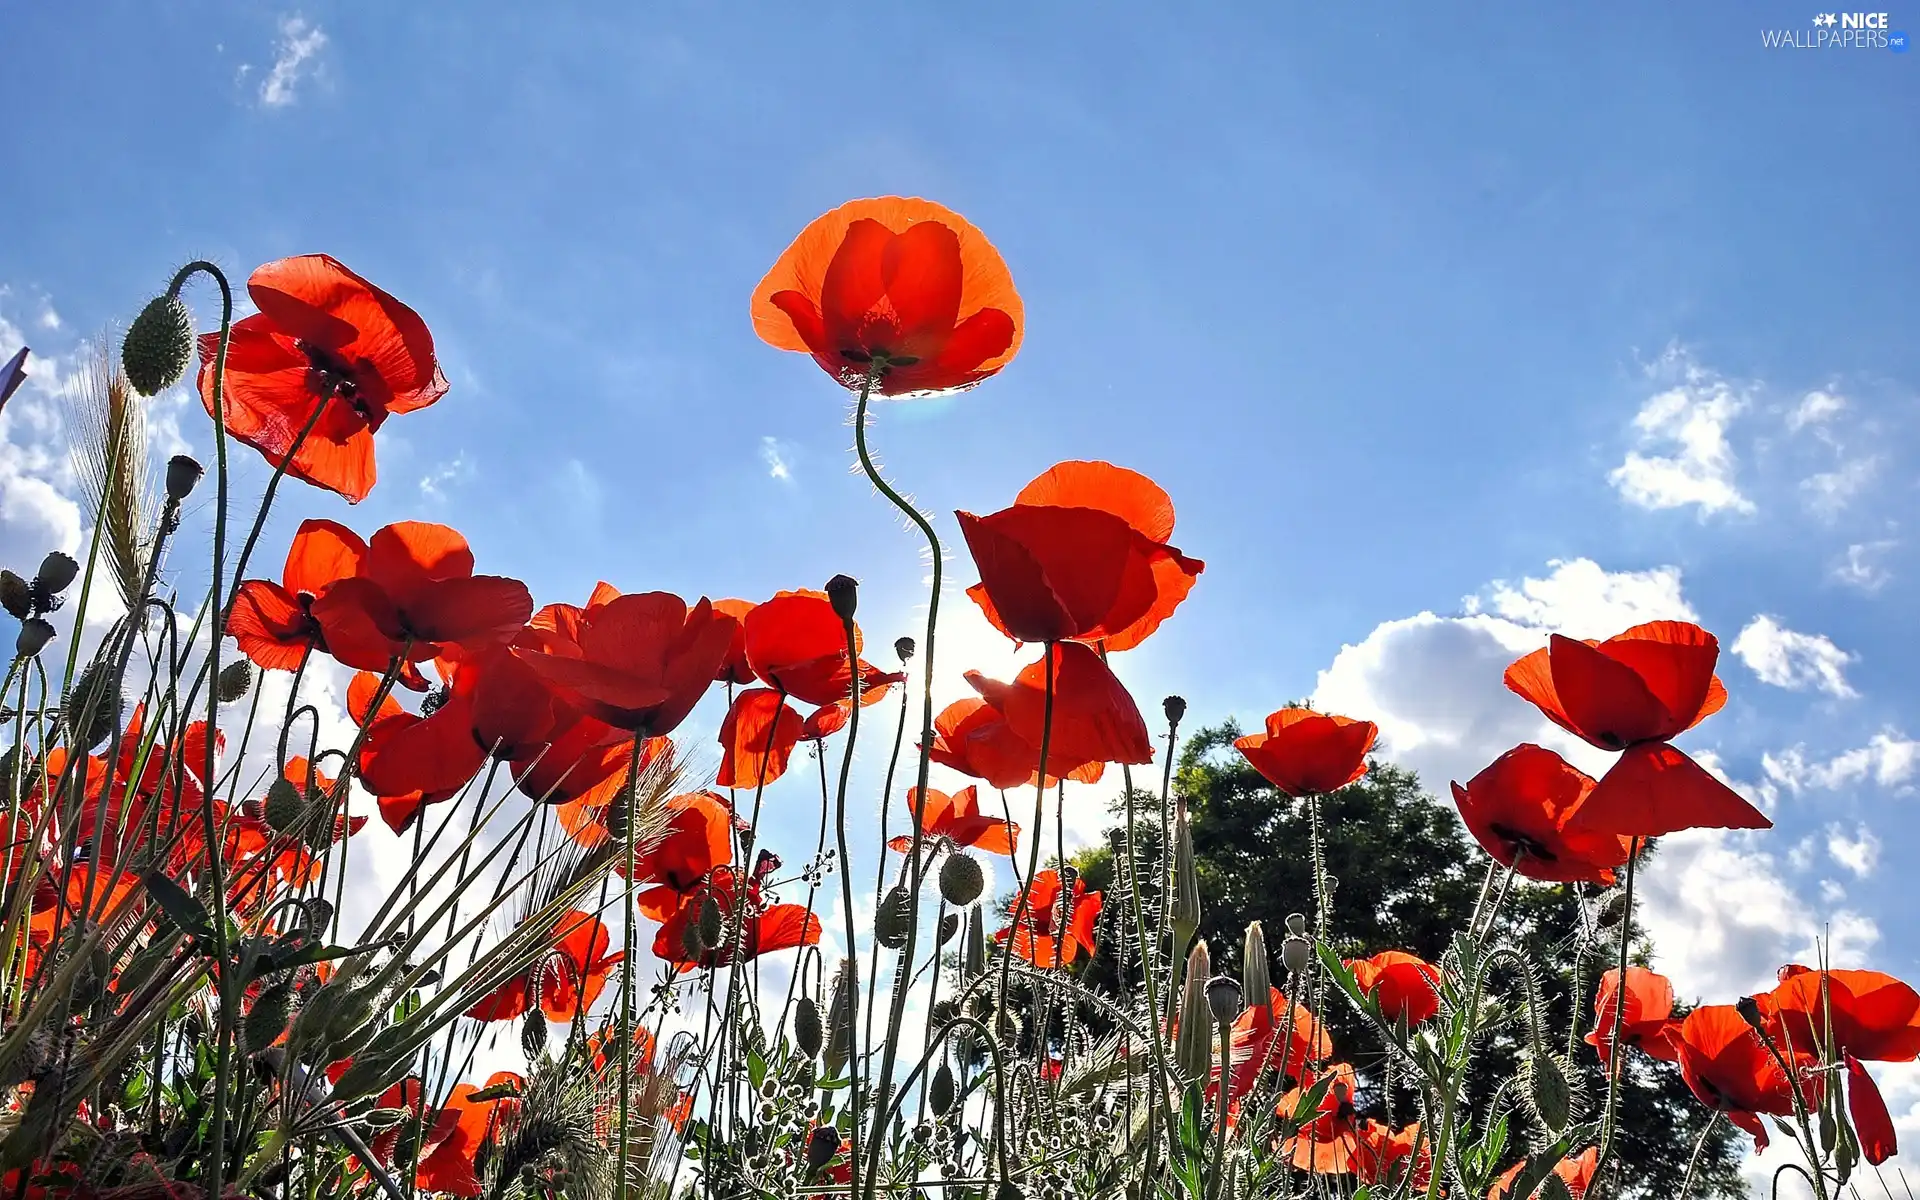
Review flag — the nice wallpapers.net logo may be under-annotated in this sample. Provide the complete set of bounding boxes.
[1763,11,1910,48]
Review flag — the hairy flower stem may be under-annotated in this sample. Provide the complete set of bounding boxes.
[831,611,869,1196]
[863,681,914,1118]
[1156,708,1181,984]
[1588,836,1643,1190]
[1207,1019,1233,1200]
[848,362,943,1200]
[1120,762,1181,1176]
[1677,1111,1722,1198]
[615,735,644,1200]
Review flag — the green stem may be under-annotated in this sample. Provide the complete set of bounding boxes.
[615,735,643,1200]
[1207,1019,1232,1200]
[1589,837,1642,1187]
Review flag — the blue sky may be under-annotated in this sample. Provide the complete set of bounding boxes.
[3,1,1917,1177]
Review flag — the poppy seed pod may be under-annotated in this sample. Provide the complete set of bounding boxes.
[32,552,79,602]
[1206,974,1244,1025]
[0,570,30,620]
[805,1125,841,1174]
[122,294,195,397]
[940,852,985,907]
[1242,921,1272,1018]
[824,573,859,621]
[895,636,915,662]
[15,617,54,658]
[792,996,823,1059]
[1175,941,1213,1080]
[876,884,912,948]
[1163,695,1187,726]
[216,658,253,703]
[165,454,204,503]
[262,778,309,835]
[1281,934,1312,976]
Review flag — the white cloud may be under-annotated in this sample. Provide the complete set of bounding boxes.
[1762,731,1920,794]
[760,436,794,482]
[419,452,473,502]
[1831,539,1895,592]
[1786,388,1845,432]
[1471,557,1696,638]
[1799,455,1876,518]
[1729,614,1856,697]
[37,307,60,332]
[1607,360,1754,516]
[259,15,327,108]
[1825,822,1880,877]
[0,313,84,570]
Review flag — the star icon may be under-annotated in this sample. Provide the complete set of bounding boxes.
[1815,12,1838,26]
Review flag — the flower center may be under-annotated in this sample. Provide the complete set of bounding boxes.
[297,340,373,418]
[1489,822,1558,863]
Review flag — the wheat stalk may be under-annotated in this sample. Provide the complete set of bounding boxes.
[67,340,155,616]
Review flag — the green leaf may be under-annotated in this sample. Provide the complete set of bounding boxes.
[1286,1073,1337,1125]
[1316,943,1367,1012]
[141,870,215,940]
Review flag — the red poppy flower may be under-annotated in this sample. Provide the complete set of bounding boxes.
[713,598,756,683]
[1572,741,1770,838]
[358,645,562,801]
[1487,1147,1598,1200]
[199,255,447,503]
[1235,708,1377,797]
[1676,1004,1815,1150]
[715,687,805,790]
[927,697,1100,790]
[348,670,461,833]
[1280,1063,1363,1173]
[1846,1053,1898,1165]
[957,506,1163,647]
[887,785,1018,856]
[1450,745,1635,885]
[635,792,735,913]
[1219,988,1332,1101]
[541,732,667,850]
[227,519,365,671]
[1585,967,1681,1066]
[652,865,821,972]
[415,1072,523,1196]
[1346,950,1442,1026]
[1764,966,1920,1062]
[465,910,623,1023]
[742,591,904,708]
[1354,1121,1429,1191]
[1505,621,1729,750]
[996,869,1102,967]
[309,521,531,678]
[752,196,1022,396]
[515,591,735,735]
[963,642,1153,775]
[965,461,1204,652]
[364,1077,425,1167]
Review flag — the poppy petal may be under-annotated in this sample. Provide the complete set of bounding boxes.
[1846,1055,1897,1165]
[1568,744,1772,837]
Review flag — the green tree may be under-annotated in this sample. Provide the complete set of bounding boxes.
[1074,721,1745,1199]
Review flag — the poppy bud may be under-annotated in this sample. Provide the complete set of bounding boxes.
[1206,974,1244,1025]
[697,893,724,951]
[1595,890,1630,929]
[15,617,54,658]
[1170,806,1200,949]
[303,897,334,933]
[1735,995,1767,1032]
[1281,934,1312,976]
[122,294,194,397]
[930,1061,957,1116]
[32,552,78,606]
[938,911,960,945]
[1284,912,1308,937]
[1527,1052,1572,1134]
[1163,695,1187,726]
[824,573,859,620]
[940,852,985,907]
[792,996,823,1058]
[1175,941,1213,1080]
[165,454,204,503]
[243,982,293,1053]
[895,636,916,662]
[964,907,987,980]
[65,659,122,750]
[216,658,253,703]
[0,570,30,620]
[521,1008,548,1060]
[876,884,913,948]
[824,958,857,1077]
[1538,1176,1574,1200]
[805,1125,841,1174]
[263,778,309,835]
[1242,921,1271,1019]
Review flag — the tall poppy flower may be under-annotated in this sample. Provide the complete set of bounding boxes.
[635,792,734,913]
[1354,1122,1428,1190]
[1764,965,1920,1062]
[1449,745,1635,885]
[713,598,757,683]
[652,865,821,972]
[359,645,562,801]
[1676,1004,1814,1150]
[1846,1053,1898,1166]
[965,461,1204,652]
[227,519,365,671]
[925,697,1103,791]
[1234,707,1377,797]
[996,869,1102,968]
[200,255,447,503]
[742,591,903,708]
[310,522,532,674]
[415,1072,523,1197]
[515,591,735,735]
[465,911,623,1023]
[957,506,1162,647]
[715,687,805,789]
[887,785,1018,856]
[1220,988,1332,1101]
[963,642,1153,775]
[1503,621,1767,836]
[1280,1063,1363,1173]
[1346,951,1442,1026]
[752,196,1022,396]
[1585,967,1681,1066]
[1486,1147,1599,1200]
[348,670,460,833]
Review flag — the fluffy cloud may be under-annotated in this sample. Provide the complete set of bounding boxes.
[1729,614,1857,697]
[1799,454,1877,519]
[1786,388,1846,432]
[258,15,328,108]
[1470,558,1696,637]
[1831,539,1895,592]
[1762,731,1920,794]
[1825,822,1880,877]
[1607,355,1754,517]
